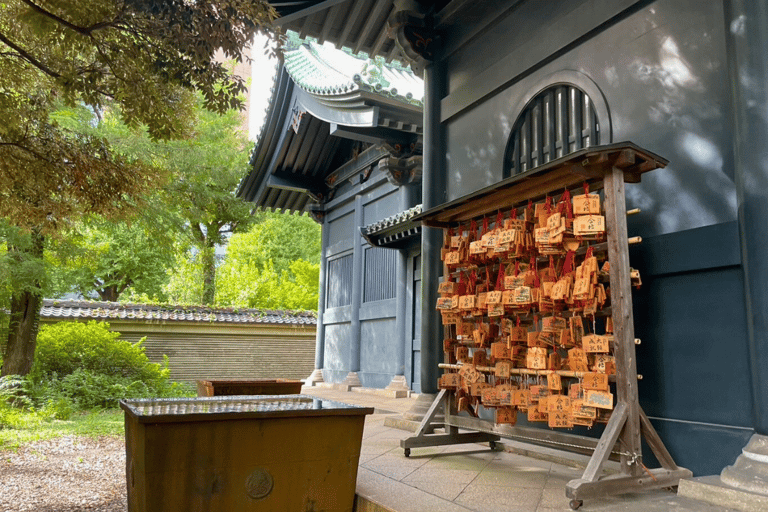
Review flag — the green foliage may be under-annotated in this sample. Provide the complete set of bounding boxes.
[1,1,277,140]
[40,368,189,410]
[158,101,257,304]
[0,0,276,375]
[215,212,321,310]
[80,97,258,305]
[0,409,124,452]
[47,215,176,302]
[31,322,156,381]
[229,211,321,269]
[27,321,193,408]
[162,248,206,305]
[0,375,29,408]
[0,224,49,303]
[217,259,319,310]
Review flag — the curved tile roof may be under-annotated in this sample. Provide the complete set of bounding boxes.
[283,38,424,106]
[361,204,423,249]
[363,204,423,235]
[40,300,317,326]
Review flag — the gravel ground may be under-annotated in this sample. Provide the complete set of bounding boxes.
[0,436,126,511]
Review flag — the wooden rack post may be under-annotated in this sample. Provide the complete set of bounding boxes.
[400,143,692,510]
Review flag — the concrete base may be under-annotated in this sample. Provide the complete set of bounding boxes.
[384,374,410,398]
[313,382,360,392]
[311,372,364,392]
[678,475,768,511]
[304,368,325,386]
[383,415,421,432]
[402,392,443,422]
[721,434,768,496]
[341,371,362,390]
[352,387,409,399]
[677,434,768,511]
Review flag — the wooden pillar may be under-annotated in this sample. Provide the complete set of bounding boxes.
[603,166,642,475]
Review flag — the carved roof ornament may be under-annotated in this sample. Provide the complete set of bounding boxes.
[379,154,423,186]
[355,60,391,92]
[389,8,438,76]
[307,203,326,223]
[290,104,305,133]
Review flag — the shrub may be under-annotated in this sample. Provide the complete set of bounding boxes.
[0,375,36,429]
[31,321,166,384]
[27,321,193,409]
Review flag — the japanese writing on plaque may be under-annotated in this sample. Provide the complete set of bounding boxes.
[582,372,609,391]
[487,303,504,317]
[496,407,517,425]
[528,404,548,422]
[582,334,610,353]
[445,251,460,265]
[572,193,600,214]
[459,295,476,310]
[495,360,512,378]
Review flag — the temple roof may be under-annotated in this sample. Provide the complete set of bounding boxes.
[283,38,423,106]
[237,33,423,215]
[361,204,423,248]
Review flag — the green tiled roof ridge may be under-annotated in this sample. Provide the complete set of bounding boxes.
[281,36,423,107]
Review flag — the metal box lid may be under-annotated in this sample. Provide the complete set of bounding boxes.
[120,395,375,423]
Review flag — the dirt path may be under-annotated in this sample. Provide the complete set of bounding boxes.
[0,436,126,511]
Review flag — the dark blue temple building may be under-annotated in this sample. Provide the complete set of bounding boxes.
[238,35,426,393]
[240,0,768,491]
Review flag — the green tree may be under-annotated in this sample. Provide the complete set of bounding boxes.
[49,99,254,305]
[0,0,276,376]
[87,99,257,305]
[159,104,256,305]
[48,216,176,302]
[215,212,321,310]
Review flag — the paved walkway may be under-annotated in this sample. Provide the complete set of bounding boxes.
[301,386,732,512]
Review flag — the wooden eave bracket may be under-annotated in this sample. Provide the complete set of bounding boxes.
[415,143,668,229]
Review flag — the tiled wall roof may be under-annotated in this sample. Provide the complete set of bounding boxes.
[39,300,317,326]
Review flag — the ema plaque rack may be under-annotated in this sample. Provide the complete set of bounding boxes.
[402,142,691,509]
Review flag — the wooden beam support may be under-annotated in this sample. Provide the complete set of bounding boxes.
[566,467,693,500]
[414,388,448,437]
[603,165,642,476]
[640,408,679,471]
[401,431,501,450]
[582,401,628,482]
[614,149,636,169]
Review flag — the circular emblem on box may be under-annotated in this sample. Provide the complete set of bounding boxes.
[246,467,274,500]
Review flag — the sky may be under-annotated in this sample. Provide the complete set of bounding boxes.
[248,32,279,141]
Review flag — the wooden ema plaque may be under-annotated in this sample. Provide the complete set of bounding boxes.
[407,145,690,509]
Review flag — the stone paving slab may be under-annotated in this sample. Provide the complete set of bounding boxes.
[303,386,724,512]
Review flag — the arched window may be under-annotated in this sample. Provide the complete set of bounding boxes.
[504,84,602,177]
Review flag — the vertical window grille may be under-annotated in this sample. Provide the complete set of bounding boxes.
[363,246,397,302]
[326,254,353,309]
[505,85,600,177]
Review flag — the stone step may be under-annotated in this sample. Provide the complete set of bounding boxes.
[678,475,768,512]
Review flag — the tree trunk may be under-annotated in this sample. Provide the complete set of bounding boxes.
[98,285,119,302]
[1,231,45,377]
[201,243,216,305]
